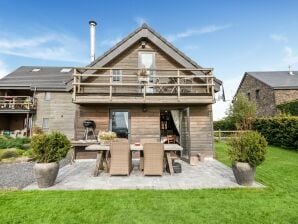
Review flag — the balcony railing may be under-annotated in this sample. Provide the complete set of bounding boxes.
[72,67,215,104]
[0,96,37,111]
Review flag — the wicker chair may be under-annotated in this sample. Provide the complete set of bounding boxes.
[109,142,132,176]
[143,143,164,176]
[139,138,159,171]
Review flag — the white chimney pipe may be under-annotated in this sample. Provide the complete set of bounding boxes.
[89,20,97,63]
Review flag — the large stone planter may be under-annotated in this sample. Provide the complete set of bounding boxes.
[232,162,256,186]
[34,162,59,188]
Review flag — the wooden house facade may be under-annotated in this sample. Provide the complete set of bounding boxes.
[0,24,221,163]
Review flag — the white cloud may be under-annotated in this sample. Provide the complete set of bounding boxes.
[0,32,88,63]
[0,60,10,79]
[134,17,148,26]
[270,34,288,43]
[166,24,231,42]
[283,46,298,66]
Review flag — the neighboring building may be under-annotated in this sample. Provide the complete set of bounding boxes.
[236,71,298,117]
[0,23,222,163]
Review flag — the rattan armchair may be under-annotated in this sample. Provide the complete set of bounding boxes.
[109,142,132,176]
[143,143,164,176]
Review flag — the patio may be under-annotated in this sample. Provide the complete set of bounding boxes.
[24,159,262,190]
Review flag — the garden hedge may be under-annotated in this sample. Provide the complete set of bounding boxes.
[276,100,298,116]
[253,116,298,150]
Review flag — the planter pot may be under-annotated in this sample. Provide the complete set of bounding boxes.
[34,162,59,188]
[232,162,256,186]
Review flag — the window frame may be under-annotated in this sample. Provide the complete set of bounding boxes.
[42,118,49,130]
[255,89,260,100]
[111,69,122,83]
[44,92,51,101]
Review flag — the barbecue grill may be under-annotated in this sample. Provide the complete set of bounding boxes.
[83,120,96,140]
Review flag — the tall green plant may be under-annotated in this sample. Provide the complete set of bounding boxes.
[228,93,256,130]
[31,132,70,163]
[228,131,268,167]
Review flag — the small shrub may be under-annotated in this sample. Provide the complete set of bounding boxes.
[228,131,268,167]
[0,150,18,160]
[32,126,44,135]
[0,136,31,149]
[31,132,70,163]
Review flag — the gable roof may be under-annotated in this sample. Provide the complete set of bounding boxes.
[246,71,298,89]
[0,66,73,91]
[88,23,221,89]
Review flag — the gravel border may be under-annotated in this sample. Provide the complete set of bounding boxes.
[0,153,71,189]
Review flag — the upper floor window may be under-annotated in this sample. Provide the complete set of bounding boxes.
[247,92,251,100]
[256,89,260,100]
[138,52,155,83]
[112,70,122,82]
[44,92,51,101]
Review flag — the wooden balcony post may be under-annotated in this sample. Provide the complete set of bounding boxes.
[109,69,112,101]
[177,70,180,101]
[73,69,76,101]
[211,70,214,101]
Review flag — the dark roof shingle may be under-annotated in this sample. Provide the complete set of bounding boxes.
[247,71,298,89]
[0,66,73,91]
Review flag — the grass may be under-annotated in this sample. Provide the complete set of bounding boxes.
[1,142,298,223]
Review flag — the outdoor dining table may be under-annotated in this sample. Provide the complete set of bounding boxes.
[85,143,183,176]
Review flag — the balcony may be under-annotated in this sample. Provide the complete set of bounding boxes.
[0,96,37,113]
[72,67,215,104]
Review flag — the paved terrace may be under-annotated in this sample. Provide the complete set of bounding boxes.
[25,159,262,190]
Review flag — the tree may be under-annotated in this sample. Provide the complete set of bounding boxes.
[227,93,256,130]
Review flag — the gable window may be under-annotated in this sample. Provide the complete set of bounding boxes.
[256,89,260,100]
[247,92,251,100]
[44,92,51,101]
[112,70,122,82]
[42,118,49,129]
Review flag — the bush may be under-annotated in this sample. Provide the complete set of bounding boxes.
[228,131,268,167]
[31,132,70,163]
[213,118,236,131]
[0,149,18,160]
[254,116,298,149]
[277,100,298,116]
[0,136,31,149]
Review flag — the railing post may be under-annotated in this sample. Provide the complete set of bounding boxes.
[211,70,214,101]
[109,69,112,101]
[143,83,146,101]
[218,129,221,141]
[206,71,209,94]
[177,70,180,101]
[73,69,76,101]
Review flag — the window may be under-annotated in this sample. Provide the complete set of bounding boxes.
[247,92,251,100]
[31,68,40,72]
[112,70,122,82]
[44,92,51,101]
[42,118,49,129]
[60,68,72,73]
[256,89,260,100]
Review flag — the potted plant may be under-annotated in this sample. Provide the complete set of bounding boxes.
[98,131,117,145]
[228,131,267,186]
[31,132,70,188]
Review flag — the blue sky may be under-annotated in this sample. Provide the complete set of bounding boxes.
[0,0,298,119]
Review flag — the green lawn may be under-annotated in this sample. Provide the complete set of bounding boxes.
[1,143,298,224]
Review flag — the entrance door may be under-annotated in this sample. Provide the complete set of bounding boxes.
[180,108,190,159]
[109,110,131,141]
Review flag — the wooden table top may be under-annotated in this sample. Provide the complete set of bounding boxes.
[85,143,183,152]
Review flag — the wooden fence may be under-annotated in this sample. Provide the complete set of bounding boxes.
[214,130,250,140]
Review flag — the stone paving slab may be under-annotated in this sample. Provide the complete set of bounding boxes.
[24,159,263,190]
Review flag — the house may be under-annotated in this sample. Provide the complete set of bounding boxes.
[235,71,298,117]
[0,22,222,164]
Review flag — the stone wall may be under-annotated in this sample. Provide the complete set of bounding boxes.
[274,89,298,105]
[237,75,276,117]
